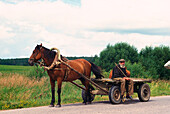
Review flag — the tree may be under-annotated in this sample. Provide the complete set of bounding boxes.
[139,46,170,79]
[96,42,138,71]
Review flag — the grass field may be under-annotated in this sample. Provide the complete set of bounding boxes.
[0,65,33,74]
[0,65,169,110]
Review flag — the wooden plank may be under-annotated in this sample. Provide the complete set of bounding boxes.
[130,78,152,83]
[91,90,108,95]
[91,78,116,83]
[91,78,152,83]
[70,81,86,90]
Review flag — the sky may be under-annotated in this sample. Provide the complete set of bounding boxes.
[0,0,170,59]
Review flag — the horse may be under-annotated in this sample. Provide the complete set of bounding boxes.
[28,43,104,107]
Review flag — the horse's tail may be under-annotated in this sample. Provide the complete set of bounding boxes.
[89,61,104,79]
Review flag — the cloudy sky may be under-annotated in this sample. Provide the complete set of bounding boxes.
[0,0,170,58]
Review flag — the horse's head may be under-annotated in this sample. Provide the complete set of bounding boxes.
[28,43,43,66]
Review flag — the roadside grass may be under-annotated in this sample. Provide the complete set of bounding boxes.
[131,80,170,98]
[0,73,169,110]
[149,80,170,96]
[0,73,108,110]
[0,65,169,110]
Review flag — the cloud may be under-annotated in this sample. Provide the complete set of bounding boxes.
[36,30,170,56]
[92,28,170,36]
[0,26,15,40]
[0,0,170,58]
[81,0,170,29]
[1,0,170,32]
[1,48,10,57]
[1,0,169,31]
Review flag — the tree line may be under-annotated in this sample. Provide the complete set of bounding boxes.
[0,42,169,80]
[93,42,170,80]
[0,57,93,66]
[0,58,29,66]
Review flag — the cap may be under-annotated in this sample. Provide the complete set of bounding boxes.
[119,59,125,62]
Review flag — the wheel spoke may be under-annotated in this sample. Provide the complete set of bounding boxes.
[113,89,120,101]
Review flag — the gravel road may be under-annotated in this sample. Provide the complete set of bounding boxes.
[1,96,170,114]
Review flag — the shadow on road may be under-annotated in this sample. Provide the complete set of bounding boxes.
[61,98,154,108]
[92,99,140,105]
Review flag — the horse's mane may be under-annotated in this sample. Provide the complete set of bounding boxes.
[41,46,69,62]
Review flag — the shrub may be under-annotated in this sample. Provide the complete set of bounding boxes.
[96,42,138,72]
[125,61,157,79]
[106,61,156,79]
[26,66,48,80]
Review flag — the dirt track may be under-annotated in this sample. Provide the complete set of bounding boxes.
[1,96,170,114]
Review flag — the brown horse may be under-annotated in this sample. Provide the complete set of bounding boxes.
[28,44,103,107]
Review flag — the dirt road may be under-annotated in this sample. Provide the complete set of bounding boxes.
[1,96,170,114]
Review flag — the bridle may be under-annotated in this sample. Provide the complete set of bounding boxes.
[30,46,63,71]
[30,46,44,66]
[29,46,70,80]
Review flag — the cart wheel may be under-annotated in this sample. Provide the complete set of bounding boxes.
[138,83,150,102]
[82,86,95,102]
[109,86,121,104]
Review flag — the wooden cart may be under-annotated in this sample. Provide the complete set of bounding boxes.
[81,78,152,104]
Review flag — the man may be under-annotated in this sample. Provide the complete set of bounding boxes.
[111,59,133,100]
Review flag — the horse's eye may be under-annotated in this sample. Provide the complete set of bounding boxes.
[33,51,35,54]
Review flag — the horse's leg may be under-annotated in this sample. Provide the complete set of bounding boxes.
[56,77,62,107]
[49,78,55,107]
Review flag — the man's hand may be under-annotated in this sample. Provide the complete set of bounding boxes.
[123,77,130,80]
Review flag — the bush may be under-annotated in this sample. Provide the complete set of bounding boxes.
[125,61,158,79]
[139,46,170,80]
[26,66,48,80]
[105,61,157,79]
[96,42,138,72]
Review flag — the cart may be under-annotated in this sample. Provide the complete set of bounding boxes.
[81,78,152,104]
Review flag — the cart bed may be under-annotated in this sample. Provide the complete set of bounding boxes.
[91,78,152,83]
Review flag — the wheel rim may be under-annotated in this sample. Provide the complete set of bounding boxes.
[142,86,149,99]
[113,89,120,101]
[143,88,148,97]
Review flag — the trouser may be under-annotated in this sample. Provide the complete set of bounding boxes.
[114,78,134,96]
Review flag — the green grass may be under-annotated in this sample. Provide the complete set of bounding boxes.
[0,65,169,110]
[0,65,33,74]
[0,73,94,110]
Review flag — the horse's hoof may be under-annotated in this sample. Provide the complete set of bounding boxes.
[56,104,61,108]
[82,102,87,105]
[49,104,54,107]
[88,102,92,104]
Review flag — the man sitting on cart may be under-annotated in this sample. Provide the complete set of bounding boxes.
[111,59,133,100]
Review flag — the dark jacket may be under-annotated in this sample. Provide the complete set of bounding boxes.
[112,65,127,78]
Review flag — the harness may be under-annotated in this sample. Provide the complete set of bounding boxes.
[63,67,70,81]
[35,53,70,81]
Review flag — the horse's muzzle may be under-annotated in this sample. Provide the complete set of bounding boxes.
[28,59,34,66]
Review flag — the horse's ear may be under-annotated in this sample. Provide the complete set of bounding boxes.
[40,43,42,47]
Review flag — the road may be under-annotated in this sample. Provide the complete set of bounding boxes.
[1,96,170,114]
